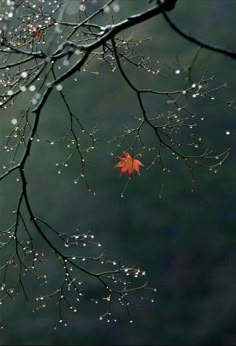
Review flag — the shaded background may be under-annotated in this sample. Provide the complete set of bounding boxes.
[0,0,236,344]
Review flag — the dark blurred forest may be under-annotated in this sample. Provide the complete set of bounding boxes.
[0,0,236,345]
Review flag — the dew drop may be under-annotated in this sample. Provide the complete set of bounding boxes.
[29,85,36,92]
[113,3,120,12]
[56,84,63,91]
[79,4,86,11]
[21,71,28,78]
[103,6,111,13]
[20,86,27,92]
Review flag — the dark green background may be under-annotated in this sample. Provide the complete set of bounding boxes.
[0,0,236,344]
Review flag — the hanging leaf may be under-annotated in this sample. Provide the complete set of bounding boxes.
[114,152,144,177]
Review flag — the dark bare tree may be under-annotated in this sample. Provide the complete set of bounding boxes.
[0,0,233,329]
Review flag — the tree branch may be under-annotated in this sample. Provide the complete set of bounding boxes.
[158,0,236,61]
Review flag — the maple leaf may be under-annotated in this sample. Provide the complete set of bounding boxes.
[31,28,43,39]
[114,152,144,177]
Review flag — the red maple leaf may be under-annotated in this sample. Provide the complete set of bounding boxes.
[114,152,144,177]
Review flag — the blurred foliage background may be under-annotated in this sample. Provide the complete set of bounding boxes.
[0,0,236,344]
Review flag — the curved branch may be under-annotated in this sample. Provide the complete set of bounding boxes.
[159,1,236,61]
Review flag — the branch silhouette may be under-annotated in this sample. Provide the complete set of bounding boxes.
[0,0,233,329]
